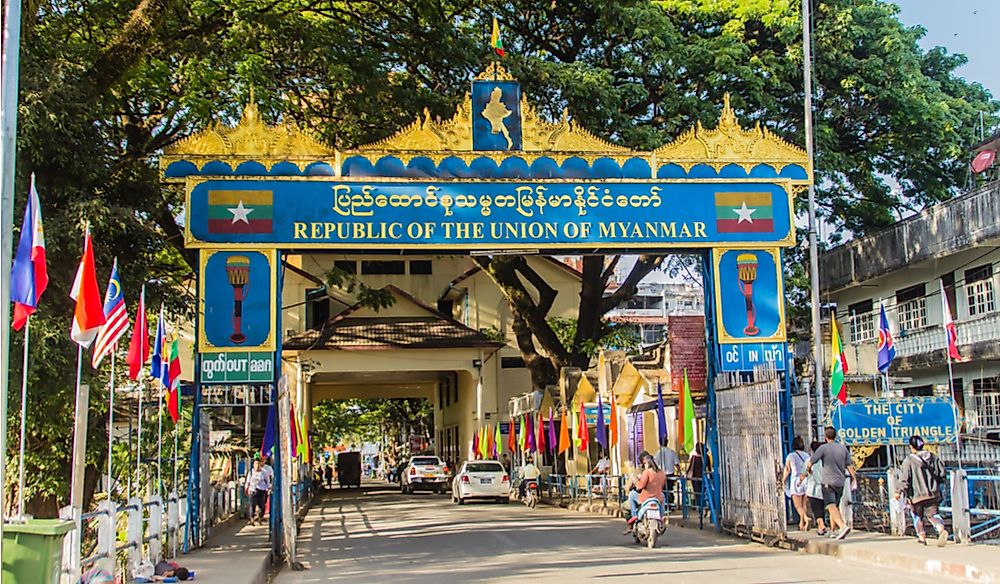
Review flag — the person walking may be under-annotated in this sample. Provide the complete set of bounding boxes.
[245,458,271,525]
[800,426,857,539]
[781,436,810,531]
[688,442,708,513]
[896,435,949,547]
[324,463,334,488]
[803,440,829,536]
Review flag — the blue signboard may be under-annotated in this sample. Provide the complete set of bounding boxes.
[584,403,612,426]
[719,342,787,372]
[472,80,522,151]
[185,179,794,249]
[713,248,786,343]
[198,249,276,352]
[829,397,958,446]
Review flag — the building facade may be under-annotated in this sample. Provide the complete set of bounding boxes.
[820,180,1000,440]
[605,281,704,347]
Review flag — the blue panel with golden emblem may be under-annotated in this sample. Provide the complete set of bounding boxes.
[472,80,522,151]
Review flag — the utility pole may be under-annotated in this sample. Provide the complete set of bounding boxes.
[803,0,824,437]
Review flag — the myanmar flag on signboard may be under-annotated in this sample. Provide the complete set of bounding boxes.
[207,190,273,234]
[715,192,774,233]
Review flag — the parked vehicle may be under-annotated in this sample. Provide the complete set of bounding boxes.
[452,460,510,504]
[402,455,450,494]
[631,499,666,549]
[337,451,362,488]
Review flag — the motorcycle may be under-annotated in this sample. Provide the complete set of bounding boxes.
[631,499,666,549]
[522,479,539,508]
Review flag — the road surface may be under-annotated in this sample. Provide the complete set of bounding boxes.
[273,485,937,583]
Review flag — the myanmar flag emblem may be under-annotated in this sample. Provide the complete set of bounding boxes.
[207,190,273,234]
[715,192,774,233]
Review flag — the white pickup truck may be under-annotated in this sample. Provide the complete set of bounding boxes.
[401,455,450,494]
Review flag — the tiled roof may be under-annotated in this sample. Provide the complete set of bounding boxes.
[284,316,501,351]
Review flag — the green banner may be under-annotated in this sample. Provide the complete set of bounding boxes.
[200,351,274,383]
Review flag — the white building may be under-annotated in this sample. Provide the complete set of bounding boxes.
[820,180,1000,440]
[605,281,704,347]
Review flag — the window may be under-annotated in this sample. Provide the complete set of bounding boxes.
[965,264,995,317]
[334,260,357,274]
[361,260,405,275]
[409,260,433,275]
[896,284,926,331]
[642,324,665,344]
[848,299,874,343]
[437,299,454,317]
[902,385,934,397]
[501,357,525,368]
[305,288,330,330]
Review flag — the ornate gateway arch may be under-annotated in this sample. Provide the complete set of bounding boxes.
[163,63,810,547]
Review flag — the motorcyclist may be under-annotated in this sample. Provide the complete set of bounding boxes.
[518,456,541,499]
[624,452,666,533]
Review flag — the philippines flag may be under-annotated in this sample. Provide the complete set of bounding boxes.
[941,280,962,361]
[151,305,169,388]
[876,303,896,373]
[10,175,48,330]
[92,259,129,367]
[69,226,107,347]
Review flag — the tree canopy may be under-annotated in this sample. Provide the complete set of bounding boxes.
[7,0,996,510]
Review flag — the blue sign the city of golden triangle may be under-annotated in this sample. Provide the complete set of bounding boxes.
[829,397,958,446]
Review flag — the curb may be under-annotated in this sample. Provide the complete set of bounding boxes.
[787,535,999,584]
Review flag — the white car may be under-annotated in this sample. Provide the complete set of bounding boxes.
[402,455,450,494]
[452,460,510,504]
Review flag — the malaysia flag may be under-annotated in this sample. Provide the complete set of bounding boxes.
[92,259,129,367]
[941,280,962,361]
[10,175,48,330]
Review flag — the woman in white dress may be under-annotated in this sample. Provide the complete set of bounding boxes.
[781,436,810,531]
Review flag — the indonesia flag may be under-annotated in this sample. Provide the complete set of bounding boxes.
[941,280,962,361]
[92,259,129,367]
[10,175,48,330]
[125,286,149,380]
[69,227,107,347]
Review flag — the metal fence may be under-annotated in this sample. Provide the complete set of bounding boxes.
[60,491,189,582]
[538,473,709,522]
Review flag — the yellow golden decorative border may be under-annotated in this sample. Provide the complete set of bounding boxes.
[182,175,798,249]
[197,247,277,353]
[712,247,787,344]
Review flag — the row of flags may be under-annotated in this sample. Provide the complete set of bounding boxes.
[830,281,962,405]
[9,177,182,421]
[260,401,311,462]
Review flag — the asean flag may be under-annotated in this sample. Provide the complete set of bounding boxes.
[69,227,107,347]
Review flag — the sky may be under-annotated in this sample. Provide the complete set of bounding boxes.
[895,0,1000,98]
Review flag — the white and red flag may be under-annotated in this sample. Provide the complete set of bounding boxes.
[940,280,962,361]
[69,226,107,347]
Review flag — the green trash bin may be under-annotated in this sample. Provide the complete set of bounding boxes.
[2,519,75,584]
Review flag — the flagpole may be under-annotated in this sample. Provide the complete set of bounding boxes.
[15,316,31,519]
[157,379,163,498]
[0,0,26,535]
[108,351,116,498]
[136,381,144,493]
[945,341,963,470]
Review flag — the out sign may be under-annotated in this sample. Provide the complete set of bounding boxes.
[200,351,275,383]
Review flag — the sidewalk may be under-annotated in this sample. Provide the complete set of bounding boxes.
[546,497,1000,583]
[174,519,273,584]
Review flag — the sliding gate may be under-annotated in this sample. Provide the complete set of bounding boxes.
[716,367,786,542]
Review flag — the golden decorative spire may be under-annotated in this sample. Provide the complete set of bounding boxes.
[654,93,809,173]
[161,98,334,174]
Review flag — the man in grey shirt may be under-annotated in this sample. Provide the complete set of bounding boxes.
[800,426,857,539]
